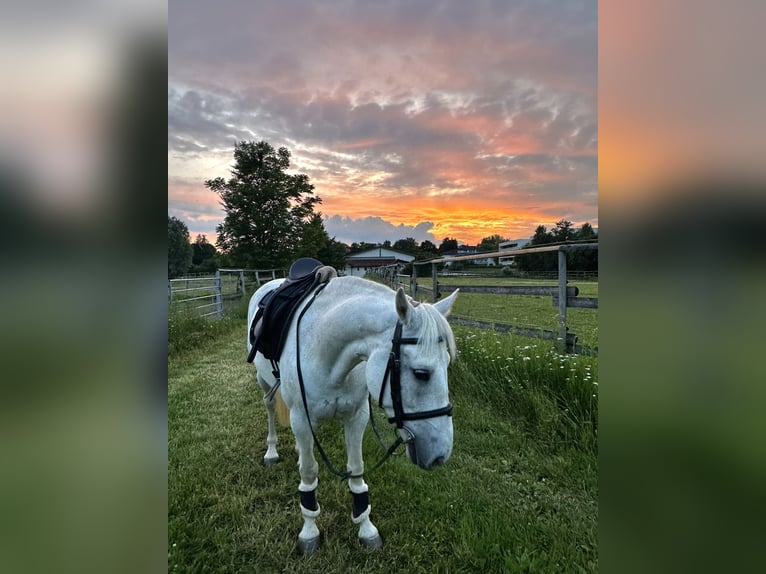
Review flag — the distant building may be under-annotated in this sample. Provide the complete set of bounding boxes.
[344,246,415,277]
[498,238,531,265]
[441,245,496,266]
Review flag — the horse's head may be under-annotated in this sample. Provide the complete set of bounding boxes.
[389,287,459,471]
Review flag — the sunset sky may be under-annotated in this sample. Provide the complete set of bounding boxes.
[168,0,597,246]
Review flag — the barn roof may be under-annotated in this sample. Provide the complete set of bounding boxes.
[346,257,402,268]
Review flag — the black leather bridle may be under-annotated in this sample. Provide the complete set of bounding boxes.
[378,321,454,429]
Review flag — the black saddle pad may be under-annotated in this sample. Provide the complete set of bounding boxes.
[247,258,325,363]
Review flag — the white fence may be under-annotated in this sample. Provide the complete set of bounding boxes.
[168,268,286,317]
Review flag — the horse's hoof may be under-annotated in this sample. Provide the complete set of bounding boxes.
[297,535,321,555]
[359,534,383,550]
[263,456,279,466]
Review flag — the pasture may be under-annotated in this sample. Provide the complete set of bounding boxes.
[168,283,598,573]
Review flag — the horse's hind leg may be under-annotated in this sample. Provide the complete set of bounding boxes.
[291,416,321,554]
[344,402,383,549]
[258,374,279,465]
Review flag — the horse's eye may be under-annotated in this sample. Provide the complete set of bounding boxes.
[412,369,431,382]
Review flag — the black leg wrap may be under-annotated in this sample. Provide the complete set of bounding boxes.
[351,491,370,519]
[300,489,318,512]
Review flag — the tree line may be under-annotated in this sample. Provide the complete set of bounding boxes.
[168,139,597,278]
[513,220,598,274]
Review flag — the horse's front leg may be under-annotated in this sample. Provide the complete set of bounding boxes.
[344,403,383,549]
[290,414,321,555]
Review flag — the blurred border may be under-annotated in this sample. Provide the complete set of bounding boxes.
[0,4,167,574]
[600,1,766,573]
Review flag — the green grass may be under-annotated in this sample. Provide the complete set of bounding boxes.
[168,317,597,572]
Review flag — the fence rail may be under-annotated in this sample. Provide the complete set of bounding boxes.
[168,268,287,318]
[408,241,599,354]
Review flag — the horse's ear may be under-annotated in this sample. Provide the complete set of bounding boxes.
[433,289,459,317]
[395,288,414,325]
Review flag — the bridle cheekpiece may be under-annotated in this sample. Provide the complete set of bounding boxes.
[378,321,454,429]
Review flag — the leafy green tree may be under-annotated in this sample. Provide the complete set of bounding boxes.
[552,220,576,242]
[531,225,552,245]
[206,141,321,269]
[318,238,348,271]
[392,237,419,255]
[514,225,553,273]
[578,222,596,240]
[191,234,217,272]
[570,223,598,271]
[438,237,459,254]
[419,240,438,257]
[478,234,508,253]
[516,222,598,274]
[477,234,508,264]
[168,216,193,278]
[295,213,348,270]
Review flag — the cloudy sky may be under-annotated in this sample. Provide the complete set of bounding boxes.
[169,0,597,246]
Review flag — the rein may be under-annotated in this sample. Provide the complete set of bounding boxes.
[284,287,451,481]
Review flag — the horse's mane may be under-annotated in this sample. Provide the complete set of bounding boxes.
[332,276,456,359]
[413,301,457,361]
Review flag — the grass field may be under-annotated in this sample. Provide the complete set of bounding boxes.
[168,286,598,573]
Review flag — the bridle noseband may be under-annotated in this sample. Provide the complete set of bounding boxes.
[378,321,454,429]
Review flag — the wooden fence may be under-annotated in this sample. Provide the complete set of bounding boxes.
[388,242,598,354]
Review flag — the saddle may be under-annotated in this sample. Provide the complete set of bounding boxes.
[247,258,337,363]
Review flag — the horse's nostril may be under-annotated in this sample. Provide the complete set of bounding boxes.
[430,455,446,469]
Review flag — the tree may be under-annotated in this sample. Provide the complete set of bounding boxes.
[552,219,576,242]
[478,234,507,253]
[317,238,348,271]
[392,237,419,255]
[190,234,218,273]
[516,221,598,274]
[419,240,438,257]
[206,141,321,269]
[478,235,508,264]
[168,216,193,278]
[570,223,598,271]
[438,237,459,254]
[531,225,552,245]
[578,222,596,240]
[295,213,347,270]
[514,225,553,272]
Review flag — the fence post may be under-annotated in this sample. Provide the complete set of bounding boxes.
[271,270,276,281]
[214,270,223,318]
[432,263,438,302]
[238,270,245,297]
[557,249,567,353]
[411,264,418,299]
[168,280,172,303]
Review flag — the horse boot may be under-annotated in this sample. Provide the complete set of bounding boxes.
[350,486,382,549]
[297,482,321,555]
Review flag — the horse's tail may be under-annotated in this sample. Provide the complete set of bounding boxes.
[275,389,290,427]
